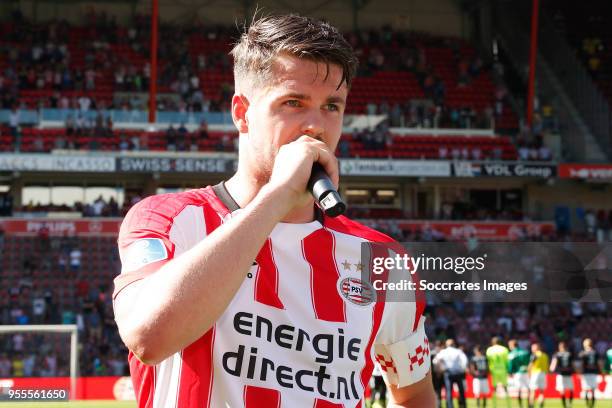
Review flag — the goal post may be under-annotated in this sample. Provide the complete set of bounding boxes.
[0,324,78,400]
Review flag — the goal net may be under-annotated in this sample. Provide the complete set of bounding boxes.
[0,325,78,401]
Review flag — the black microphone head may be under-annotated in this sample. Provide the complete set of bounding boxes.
[319,190,346,218]
[308,162,346,217]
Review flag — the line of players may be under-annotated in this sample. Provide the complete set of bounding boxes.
[430,337,612,408]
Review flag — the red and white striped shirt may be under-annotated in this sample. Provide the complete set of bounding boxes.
[113,185,429,408]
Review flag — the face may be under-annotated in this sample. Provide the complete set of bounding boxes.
[233,54,348,182]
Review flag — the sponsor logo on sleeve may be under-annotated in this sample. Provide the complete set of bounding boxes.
[122,238,168,272]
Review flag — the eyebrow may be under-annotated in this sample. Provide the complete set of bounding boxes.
[282,93,346,105]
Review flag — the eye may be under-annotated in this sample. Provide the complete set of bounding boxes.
[325,104,340,112]
[284,100,301,107]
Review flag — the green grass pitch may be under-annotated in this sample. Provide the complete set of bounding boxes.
[364,399,606,408]
[0,399,608,408]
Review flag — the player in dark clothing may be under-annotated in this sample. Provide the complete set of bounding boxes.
[578,338,601,408]
[369,364,387,407]
[550,342,575,408]
[470,346,490,408]
[431,340,444,408]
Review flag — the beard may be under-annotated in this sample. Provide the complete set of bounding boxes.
[242,143,274,186]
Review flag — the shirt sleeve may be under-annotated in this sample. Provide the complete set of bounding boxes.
[372,302,429,387]
[460,352,468,371]
[113,196,179,300]
[371,242,430,388]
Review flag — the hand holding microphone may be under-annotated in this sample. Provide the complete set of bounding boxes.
[270,134,347,217]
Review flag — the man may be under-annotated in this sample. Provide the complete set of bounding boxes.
[579,338,601,408]
[508,339,531,408]
[433,339,467,408]
[430,340,445,408]
[486,337,510,408]
[112,14,434,407]
[369,363,386,408]
[470,345,490,408]
[550,341,574,408]
[0,353,11,377]
[528,342,549,408]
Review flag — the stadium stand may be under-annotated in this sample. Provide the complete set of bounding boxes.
[548,0,612,103]
[9,125,523,161]
[0,231,127,376]
[0,14,516,119]
[0,12,525,155]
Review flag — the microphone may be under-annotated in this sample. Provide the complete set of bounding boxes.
[307,162,346,218]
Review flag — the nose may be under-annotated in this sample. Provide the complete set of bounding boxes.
[300,110,325,140]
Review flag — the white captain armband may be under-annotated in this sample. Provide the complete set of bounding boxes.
[373,318,430,387]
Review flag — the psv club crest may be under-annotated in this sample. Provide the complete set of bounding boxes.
[337,277,376,306]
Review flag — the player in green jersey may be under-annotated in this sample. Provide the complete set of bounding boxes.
[508,339,531,408]
[486,337,510,408]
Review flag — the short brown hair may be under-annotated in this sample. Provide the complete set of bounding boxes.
[230,14,358,91]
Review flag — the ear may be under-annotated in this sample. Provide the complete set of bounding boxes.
[231,94,249,133]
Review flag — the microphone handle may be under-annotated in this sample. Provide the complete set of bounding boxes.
[307,163,346,218]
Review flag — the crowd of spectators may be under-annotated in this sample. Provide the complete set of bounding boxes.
[12,194,140,218]
[0,11,559,160]
[513,98,557,162]
[1,12,515,122]
[162,120,234,152]
[370,218,609,243]
[339,121,523,161]
[438,144,502,161]
[347,204,529,223]
[364,96,494,131]
[583,208,612,242]
[0,12,74,110]
[338,124,394,157]
[348,29,508,132]
[0,9,235,113]
[516,137,552,161]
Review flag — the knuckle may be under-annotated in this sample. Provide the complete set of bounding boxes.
[298,135,312,142]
